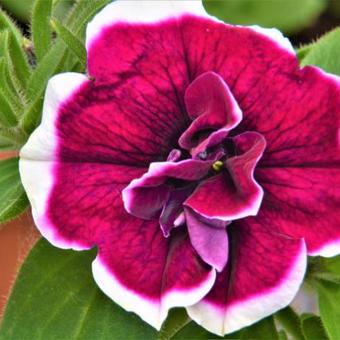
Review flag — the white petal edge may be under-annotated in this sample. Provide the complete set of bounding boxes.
[309,239,340,257]
[86,0,210,51]
[19,72,89,250]
[186,240,307,336]
[92,256,216,330]
[247,25,295,55]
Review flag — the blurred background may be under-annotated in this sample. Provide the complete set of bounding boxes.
[0,0,340,45]
[0,0,340,322]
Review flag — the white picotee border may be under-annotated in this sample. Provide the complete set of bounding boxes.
[187,240,307,336]
[86,0,209,51]
[93,256,216,330]
[19,73,89,250]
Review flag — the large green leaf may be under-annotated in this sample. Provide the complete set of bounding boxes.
[0,157,29,223]
[204,0,326,34]
[318,280,340,340]
[0,239,158,340]
[300,28,340,76]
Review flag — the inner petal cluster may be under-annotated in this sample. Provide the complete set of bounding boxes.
[122,71,266,272]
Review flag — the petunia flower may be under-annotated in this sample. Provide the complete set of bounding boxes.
[19,0,340,336]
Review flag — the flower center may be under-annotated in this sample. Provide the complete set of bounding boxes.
[212,160,224,172]
[122,71,266,271]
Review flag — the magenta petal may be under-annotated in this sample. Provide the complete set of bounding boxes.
[94,225,216,329]
[256,166,340,256]
[185,207,229,272]
[179,72,242,150]
[122,159,213,220]
[185,132,266,220]
[40,161,215,328]
[187,218,306,335]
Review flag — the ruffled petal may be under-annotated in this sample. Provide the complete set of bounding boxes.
[187,218,306,335]
[122,159,213,220]
[185,207,229,272]
[257,166,340,256]
[179,71,242,151]
[185,132,266,220]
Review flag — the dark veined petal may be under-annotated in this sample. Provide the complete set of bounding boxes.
[187,218,306,335]
[257,166,340,256]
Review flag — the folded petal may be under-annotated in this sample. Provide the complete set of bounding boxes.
[185,132,266,220]
[122,159,213,220]
[185,207,229,272]
[256,166,340,256]
[179,72,242,151]
[187,218,306,335]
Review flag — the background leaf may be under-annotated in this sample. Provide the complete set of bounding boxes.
[0,239,158,340]
[31,0,52,62]
[301,313,328,340]
[300,28,340,75]
[51,18,86,67]
[275,307,304,340]
[317,280,340,340]
[0,157,28,223]
[203,0,326,34]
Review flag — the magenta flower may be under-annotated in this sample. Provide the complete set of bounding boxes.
[19,0,340,336]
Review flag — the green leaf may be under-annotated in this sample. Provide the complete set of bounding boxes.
[0,8,23,43]
[22,0,110,133]
[0,57,25,114]
[301,313,328,340]
[0,157,29,223]
[66,0,110,37]
[172,316,278,339]
[0,31,27,104]
[158,309,191,340]
[0,0,34,22]
[203,0,326,34]
[0,239,158,340]
[25,42,65,109]
[225,317,278,339]
[318,280,340,340]
[32,0,53,62]
[7,30,31,90]
[275,307,304,340]
[278,330,288,340]
[300,28,340,76]
[307,256,340,285]
[296,44,313,63]
[0,87,18,127]
[51,18,86,67]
